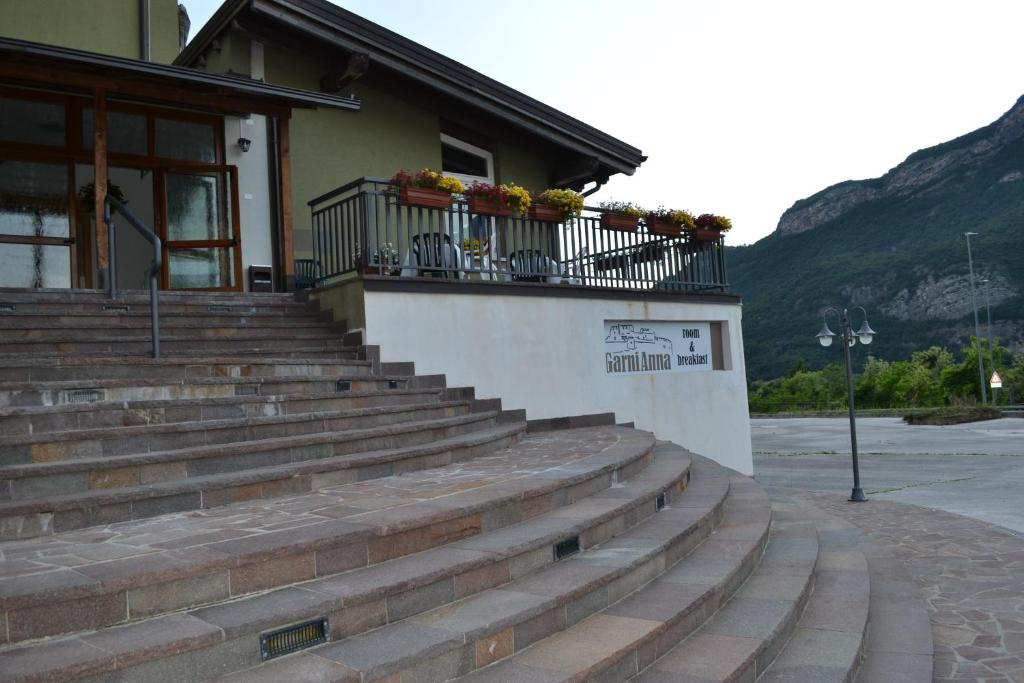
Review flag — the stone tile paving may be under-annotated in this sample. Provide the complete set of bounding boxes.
[776,488,1024,682]
[0,428,623,584]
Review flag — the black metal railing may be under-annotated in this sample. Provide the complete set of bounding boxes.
[103,197,162,358]
[308,177,728,292]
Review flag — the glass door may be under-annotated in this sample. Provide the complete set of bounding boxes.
[0,159,75,288]
[159,166,241,290]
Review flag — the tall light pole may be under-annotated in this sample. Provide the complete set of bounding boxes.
[964,232,987,404]
[981,278,996,402]
[816,306,876,503]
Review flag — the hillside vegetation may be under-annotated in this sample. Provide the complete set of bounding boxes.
[730,96,1024,381]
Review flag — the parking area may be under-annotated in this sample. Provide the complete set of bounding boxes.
[752,417,1024,533]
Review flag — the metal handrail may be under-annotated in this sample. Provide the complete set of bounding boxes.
[103,196,162,359]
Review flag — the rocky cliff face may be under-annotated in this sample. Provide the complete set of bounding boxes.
[777,95,1024,236]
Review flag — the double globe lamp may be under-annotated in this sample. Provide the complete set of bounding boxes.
[813,307,876,503]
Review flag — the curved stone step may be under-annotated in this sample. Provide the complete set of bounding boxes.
[0,372,443,409]
[453,471,770,682]
[0,387,447,436]
[201,443,714,683]
[0,426,651,655]
[0,313,332,329]
[635,498,818,681]
[0,356,372,384]
[0,413,519,539]
[0,400,473,466]
[756,498,872,683]
[0,335,348,356]
[0,323,337,340]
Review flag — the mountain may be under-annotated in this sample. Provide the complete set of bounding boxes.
[728,95,1024,381]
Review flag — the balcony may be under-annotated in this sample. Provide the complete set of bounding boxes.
[306,178,728,293]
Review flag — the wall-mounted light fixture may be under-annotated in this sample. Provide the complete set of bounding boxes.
[237,116,252,153]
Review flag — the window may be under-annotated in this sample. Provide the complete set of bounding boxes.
[440,133,492,185]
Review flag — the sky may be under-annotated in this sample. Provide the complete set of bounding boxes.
[181,0,1024,246]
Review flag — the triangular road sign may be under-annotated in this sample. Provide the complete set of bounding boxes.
[990,371,1003,388]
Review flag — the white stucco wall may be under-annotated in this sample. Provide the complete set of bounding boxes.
[362,291,753,474]
[224,114,273,292]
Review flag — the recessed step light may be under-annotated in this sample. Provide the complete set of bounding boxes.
[64,388,105,404]
[553,536,580,561]
[0,303,15,313]
[656,492,667,511]
[260,617,329,661]
[387,380,404,390]
[234,384,260,396]
[336,380,352,392]
[102,304,129,312]
[208,304,232,312]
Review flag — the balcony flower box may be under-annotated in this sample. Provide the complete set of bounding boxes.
[467,196,514,217]
[528,203,564,222]
[646,214,682,237]
[399,186,453,210]
[688,228,723,242]
[600,212,639,232]
[691,213,731,242]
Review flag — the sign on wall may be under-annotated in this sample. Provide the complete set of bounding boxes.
[604,321,713,375]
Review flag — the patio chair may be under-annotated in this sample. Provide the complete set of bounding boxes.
[509,249,558,282]
[410,233,462,278]
[293,259,321,289]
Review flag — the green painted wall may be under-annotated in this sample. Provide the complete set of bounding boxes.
[494,139,552,195]
[1,0,181,63]
[199,31,250,75]
[262,42,441,257]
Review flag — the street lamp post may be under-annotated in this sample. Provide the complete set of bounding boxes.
[981,278,996,402]
[815,306,876,503]
[964,232,987,404]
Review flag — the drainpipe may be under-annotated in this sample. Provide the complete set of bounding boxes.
[267,118,285,291]
[139,0,150,61]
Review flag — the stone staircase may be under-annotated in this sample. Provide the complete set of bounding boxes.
[0,289,932,682]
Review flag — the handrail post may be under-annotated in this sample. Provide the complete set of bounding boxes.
[104,201,116,300]
[149,268,160,359]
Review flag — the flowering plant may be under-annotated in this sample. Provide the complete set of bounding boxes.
[389,169,464,194]
[694,213,733,232]
[535,188,584,219]
[502,183,532,213]
[598,200,646,218]
[649,207,696,230]
[463,181,532,212]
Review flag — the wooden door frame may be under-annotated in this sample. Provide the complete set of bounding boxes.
[156,165,243,292]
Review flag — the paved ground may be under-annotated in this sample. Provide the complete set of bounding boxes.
[779,490,1024,682]
[753,417,1024,534]
[753,416,1024,681]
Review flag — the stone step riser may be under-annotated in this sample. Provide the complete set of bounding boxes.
[0,326,337,341]
[0,290,305,306]
[0,402,469,467]
[0,423,524,542]
[0,314,330,328]
[1,410,488,498]
[0,337,345,355]
[0,390,444,436]
[0,434,660,655]
[0,360,373,384]
[0,374,441,409]
[118,463,689,683]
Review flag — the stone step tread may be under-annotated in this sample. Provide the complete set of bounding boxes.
[0,355,368,370]
[0,399,468,448]
[756,498,873,683]
[0,387,444,418]
[0,373,411,393]
[0,410,503,488]
[855,554,933,683]
[0,333,343,345]
[634,501,819,682]
[0,427,650,658]
[0,289,303,303]
[453,474,771,683]
[194,446,717,683]
[0,319,331,329]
